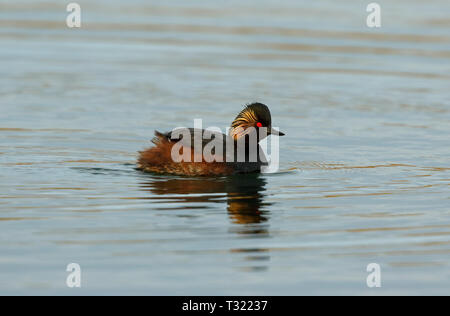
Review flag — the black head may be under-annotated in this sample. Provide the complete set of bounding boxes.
[229,102,285,140]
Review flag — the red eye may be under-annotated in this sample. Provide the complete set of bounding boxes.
[256,122,263,127]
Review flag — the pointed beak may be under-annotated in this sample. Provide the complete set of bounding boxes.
[270,127,285,136]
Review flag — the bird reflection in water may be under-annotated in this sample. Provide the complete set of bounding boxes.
[140,174,271,271]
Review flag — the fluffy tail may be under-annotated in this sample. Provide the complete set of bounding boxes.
[137,130,174,173]
[151,130,169,145]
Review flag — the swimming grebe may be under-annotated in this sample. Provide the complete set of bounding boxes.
[137,102,284,176]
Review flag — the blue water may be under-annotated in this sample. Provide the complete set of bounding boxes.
[0,0,449,295]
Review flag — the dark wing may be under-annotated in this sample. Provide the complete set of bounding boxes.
[152,128,229,152]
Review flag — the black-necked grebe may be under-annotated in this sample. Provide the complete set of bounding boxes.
[137,102,284,176]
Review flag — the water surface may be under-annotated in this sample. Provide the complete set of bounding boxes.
[0,0,449,295]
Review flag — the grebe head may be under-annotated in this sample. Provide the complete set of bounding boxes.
[229,102,285,140]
